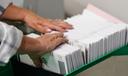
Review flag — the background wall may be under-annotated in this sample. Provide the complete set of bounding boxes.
[24,0,65,19]
[12,0,24,7]
[12,0,128,22]
[64,0,128,23]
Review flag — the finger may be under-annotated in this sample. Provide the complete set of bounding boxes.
[35,24,52,33]
[50,37,67,49]
[29,55,42,68]
[42,21,66,32]
[33,58,42,68]
[52,20,73,29]
[41,32,63,39]
[48,33,64,41]
[50,32,64,37]
[49,25,66,32]
[40,19,67,32]
[29,22,51,33]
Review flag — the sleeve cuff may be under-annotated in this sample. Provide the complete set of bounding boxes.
[0,22,23,65]
[0,3,13,19]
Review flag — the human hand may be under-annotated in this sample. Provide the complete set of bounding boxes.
[30,33,67,67]
[35,33,67,55]
[23,10,73,33]
[29,54,42,68]
[2,4,73,33]
[19,33,67,67]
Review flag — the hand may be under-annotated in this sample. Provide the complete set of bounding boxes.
[2,4,73,33]
[23,10,73,33]
[19,33,67,67]
[30,33,67,67]
[29,54,42,68]
[35,33,67,55]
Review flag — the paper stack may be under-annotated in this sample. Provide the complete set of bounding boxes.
[19,4,128,75]
[43,44,83,74]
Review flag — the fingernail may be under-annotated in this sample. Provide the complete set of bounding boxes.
[64,29,68,32]
[64,39,69,43]
[47,29,52,32]
[69,26,74,29]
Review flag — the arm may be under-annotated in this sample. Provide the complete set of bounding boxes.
[1,4,28,21]
[19,33,67,67]
[1,4,73,33]
[0,21,67,67]
[19,33,67,56]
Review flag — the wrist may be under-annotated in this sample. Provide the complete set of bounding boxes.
[20,8,29,21]
[22,9,35,23]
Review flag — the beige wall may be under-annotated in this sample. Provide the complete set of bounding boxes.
[24,0,65,19]
[64,0,128,23]
[12,0,24,7]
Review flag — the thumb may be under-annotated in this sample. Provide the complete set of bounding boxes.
[29,54,42,68]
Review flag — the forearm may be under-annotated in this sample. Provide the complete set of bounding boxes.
[18,35,41,54]
[1,4,28,21]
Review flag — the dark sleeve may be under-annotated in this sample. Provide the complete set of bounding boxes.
[0,0,12,16]
[0,5,5,16]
